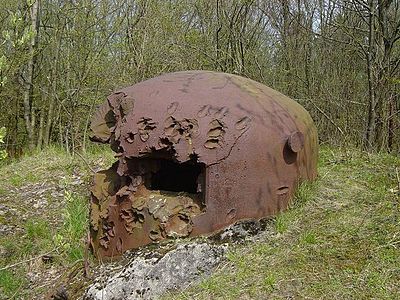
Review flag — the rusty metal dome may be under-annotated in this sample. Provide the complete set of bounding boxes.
[89,71,318,257]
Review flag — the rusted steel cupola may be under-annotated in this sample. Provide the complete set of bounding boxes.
[89,71,318,257]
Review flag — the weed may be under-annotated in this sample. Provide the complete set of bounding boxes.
[299,231,318,245]
[9,174,24,187]
[263,273,277,292]
[55,191,88,263]
[293,180,318,208]
[62,191,88,241]
[274,213,289,234]
[25,219,51,240]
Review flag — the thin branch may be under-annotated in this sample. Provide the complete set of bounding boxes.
[300,97,345,135]
[73,150,96,174]
[396,167,400,194]
[0,248,58,271]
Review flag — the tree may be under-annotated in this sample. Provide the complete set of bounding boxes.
[0,127,7,160]
[0,0,398,154]
[22,0,40,150]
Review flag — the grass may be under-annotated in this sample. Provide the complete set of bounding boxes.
[0,145,399,299]
[0,270,25,298]
[0,192,89,299]
[0,145,115,299]
[25,219,51,240]
[164,146,400,300]
[0,145,115,187]
[59,191,89,262]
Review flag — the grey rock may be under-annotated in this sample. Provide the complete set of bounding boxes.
[83,219,273,300]
[84,242,227,300]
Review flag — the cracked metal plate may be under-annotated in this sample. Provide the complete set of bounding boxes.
[89,71,318,258]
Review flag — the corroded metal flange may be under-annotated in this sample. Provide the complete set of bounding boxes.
[89,71,318,258]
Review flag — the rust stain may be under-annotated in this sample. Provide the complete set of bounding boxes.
[89,71,318,258]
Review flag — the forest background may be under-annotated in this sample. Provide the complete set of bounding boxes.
[0,0,399,156]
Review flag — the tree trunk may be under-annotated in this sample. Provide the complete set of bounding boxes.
[37,109,44,150]
[364,0,377,150]
[22,0,40,151]
[44,29,60,147]
[375,0,396,151]
[43,97,54,146]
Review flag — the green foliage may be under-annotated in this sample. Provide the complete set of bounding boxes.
[0,0,397,152]
[55,191,88,262]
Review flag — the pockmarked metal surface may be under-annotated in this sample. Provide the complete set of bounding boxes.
[89,71,318,257]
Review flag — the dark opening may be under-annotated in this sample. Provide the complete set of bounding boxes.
[148,159,205,194]
[283,142,297,164]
